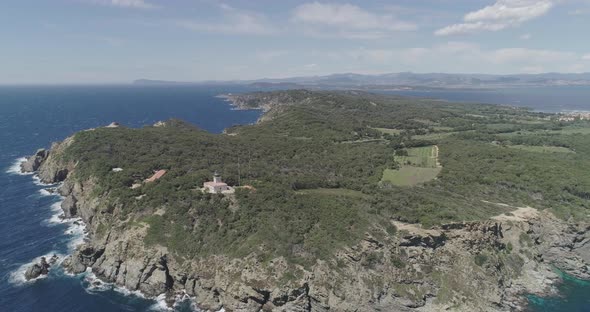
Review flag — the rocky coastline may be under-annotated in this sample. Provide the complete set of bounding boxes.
[19,135,590,311]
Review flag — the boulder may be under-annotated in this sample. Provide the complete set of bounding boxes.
[24,256,52,280]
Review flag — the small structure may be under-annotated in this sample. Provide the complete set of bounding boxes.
[145,169,167,183]
[203,172,232,194]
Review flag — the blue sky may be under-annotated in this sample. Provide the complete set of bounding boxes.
[2,0,590,83]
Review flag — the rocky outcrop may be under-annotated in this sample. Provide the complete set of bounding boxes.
[63,245,104,274]
[20,149,49,173]
[61,195,77,218]
[24,255,59,280]
[20,136,75,184]
[25,137,590,311]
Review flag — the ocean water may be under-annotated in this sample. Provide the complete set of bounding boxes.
[527,270,590,312]
[382,85,590,113]
[0,85,261,312]
[0,85,589,311]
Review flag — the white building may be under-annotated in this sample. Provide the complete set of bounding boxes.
[203,172,232,194]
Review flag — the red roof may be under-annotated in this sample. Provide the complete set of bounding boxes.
[145,170,167,182]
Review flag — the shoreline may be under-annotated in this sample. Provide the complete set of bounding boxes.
[10,156,198,311]
[11,150,590,311]
[9,100,590,312]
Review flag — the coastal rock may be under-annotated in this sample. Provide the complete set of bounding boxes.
[37,138,76,184]
[20,148,49,173]
[63,244,104,274]
[61,195,77,218]
[24,255,57,280]
[30,129,590,312]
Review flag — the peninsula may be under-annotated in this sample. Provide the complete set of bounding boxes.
[21,90,590,311]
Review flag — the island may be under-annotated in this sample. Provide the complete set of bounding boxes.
[21,90,590,311]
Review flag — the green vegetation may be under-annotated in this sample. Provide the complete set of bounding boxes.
[395,146,438,168]
[60,89,590,265]
[381,145,441,186]
[504,144,574,154]
[373,127,402,135]
[381,167,442,187]
[475,253,489,266]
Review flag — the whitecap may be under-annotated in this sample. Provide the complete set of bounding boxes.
[6,157,32,175]
[38,188,57,197]
[66,219,88,251]
[33,175,58,187]
[84,271,146,299]
[8,251,65,286]
[45,201,66,226]
[149,294,172,311]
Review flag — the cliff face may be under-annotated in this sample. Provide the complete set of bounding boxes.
[20,140,590,312]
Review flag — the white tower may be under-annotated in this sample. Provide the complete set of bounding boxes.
[213,171,222,183]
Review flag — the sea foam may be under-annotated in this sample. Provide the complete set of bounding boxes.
[45,201,66,226]
[84,271,147,299]
[9,251,65,286]
[5,157,31,175]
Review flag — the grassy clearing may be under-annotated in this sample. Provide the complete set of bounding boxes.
[382,167,442,186]
[505,145,575,154]
[396,146,439,168]
[383,146,442,186]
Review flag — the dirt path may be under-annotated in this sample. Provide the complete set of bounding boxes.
[485,200,540,222]
[392,220,442,236]
[432,145,441,168]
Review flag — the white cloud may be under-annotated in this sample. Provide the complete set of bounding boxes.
[93,0,158,9]
[583,54,590,60]
[435,0,554,36]
[488,48,574,64]
[520,33,532,40]
[292,2,417,39]
[332,43,585,74]
[176,3,275,35]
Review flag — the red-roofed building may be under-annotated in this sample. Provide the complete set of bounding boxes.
[145,170,167,183]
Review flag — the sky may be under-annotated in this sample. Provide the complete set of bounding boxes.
[2,0,590,84]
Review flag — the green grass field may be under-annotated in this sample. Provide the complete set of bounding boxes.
[382,167,442,186]
[396,146,439,168]
[382,145,441,186]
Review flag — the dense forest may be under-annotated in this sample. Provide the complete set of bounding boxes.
[60,90,590,265]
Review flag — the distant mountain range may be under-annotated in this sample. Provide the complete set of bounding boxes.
[134,72,590,90]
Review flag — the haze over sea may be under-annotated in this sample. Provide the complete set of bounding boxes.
[0,85,588,312]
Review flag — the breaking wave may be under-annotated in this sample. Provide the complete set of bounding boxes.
[6,157,31,175]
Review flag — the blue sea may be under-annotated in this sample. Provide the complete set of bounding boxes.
[0,85,589,312]
[382,85,590,113]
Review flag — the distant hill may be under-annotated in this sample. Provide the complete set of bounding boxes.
[135,72,590,89]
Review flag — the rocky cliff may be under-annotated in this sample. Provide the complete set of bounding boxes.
[20,136,590,311]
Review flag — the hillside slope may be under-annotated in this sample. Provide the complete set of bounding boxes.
[22,90,590,311]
